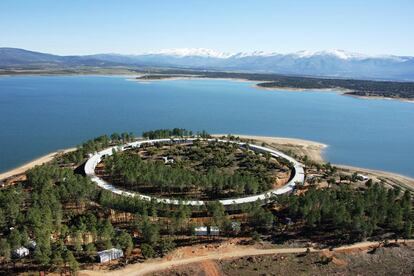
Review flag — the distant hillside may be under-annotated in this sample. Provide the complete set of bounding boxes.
[0,48,119,67]
[1,47,414,80]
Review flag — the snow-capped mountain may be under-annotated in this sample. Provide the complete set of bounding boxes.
[142,48,405,61]
[1,47,414,80]
[146,48,233,58]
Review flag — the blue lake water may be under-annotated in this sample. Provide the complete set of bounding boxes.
[0,75,413,177]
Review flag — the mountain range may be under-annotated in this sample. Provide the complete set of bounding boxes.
[1,47,414,81]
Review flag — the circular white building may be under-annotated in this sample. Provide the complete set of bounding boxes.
[84,138,305,206]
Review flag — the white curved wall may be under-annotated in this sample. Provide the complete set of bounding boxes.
[84,138,305,206]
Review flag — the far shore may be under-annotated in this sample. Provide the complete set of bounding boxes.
[133,75,256,84]
[0,147,76,181]
[134,75,414,103]
[253,84,352,94]
[1,135,413,191]
[1,72,413,102]
[255,85,414,103]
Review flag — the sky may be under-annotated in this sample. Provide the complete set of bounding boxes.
[1,0,413,56]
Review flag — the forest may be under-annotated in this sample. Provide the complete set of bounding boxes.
[102,140,286,199]
[277,182,413,243]
[0,130,413,274]
[142,128,210,139]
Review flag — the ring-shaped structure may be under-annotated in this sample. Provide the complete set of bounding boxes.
[84,138,305,206]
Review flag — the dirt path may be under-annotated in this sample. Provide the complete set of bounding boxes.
[79,240,414,276]
[201,260,221,276]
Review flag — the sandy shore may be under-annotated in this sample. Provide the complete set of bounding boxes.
[215,134,328,163]
[134,75,256,84]
[336,164,414,191]
[253,85,351,94]
[0,148,76,181]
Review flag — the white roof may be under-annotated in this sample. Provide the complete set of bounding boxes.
[194,226,208,232]
[13,247,29,254]
[84,138,305,206]
[98,248,123,256]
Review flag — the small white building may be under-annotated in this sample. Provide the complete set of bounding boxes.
[97,248,124,263]
[209,226,220,236]
[194,226,220,236]
[12,247,29,258]
[162,156,174,164]
[194,226,208,236]
[357,174,369,181]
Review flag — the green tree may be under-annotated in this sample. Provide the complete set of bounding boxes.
[8,228,21,250]
[158,238,176,256]
[99,219,115,242]
[207,201,225,227]
[74,231,83,254]
[20,228,29,247]
[51,250,64,272]
[140,220,160,245]
[34,246,51,267]
[0,239,11,262]
[248,206,274,230]
[403,221,413,239]
[114,231,133,256]
[64,250,79,274]
[0,209,6,229]
[85,243,97,261]
[140,243,156,259]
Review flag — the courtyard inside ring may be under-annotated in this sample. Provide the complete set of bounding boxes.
[84,138,305,207]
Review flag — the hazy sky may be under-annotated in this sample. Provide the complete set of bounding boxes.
[1,0,413,56]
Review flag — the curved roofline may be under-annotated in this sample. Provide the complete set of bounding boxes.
[84,138,305,206]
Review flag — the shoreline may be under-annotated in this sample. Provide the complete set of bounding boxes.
[2,73,413,102]
[253,84,414,103]
[215,134,328,163]
[335,164,414,191]
[221,134,414,188]
[253,84,352,94]
[134,75,414,103]
[0,147,76,181]
[1,136,413,189]
[133,75,256,84]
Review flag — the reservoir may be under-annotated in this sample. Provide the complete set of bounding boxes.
[0,75,413,177]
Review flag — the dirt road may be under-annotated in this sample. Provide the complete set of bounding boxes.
[80,240,414,276]
[201,260,221,276]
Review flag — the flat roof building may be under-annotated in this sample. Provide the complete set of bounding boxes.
[194,226,220,236]
[209,226,220,236]
[194,226,208,236]
[12,247,29,259]
[97,248,123,263]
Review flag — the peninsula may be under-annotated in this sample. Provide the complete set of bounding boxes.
[1,129,413,275]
